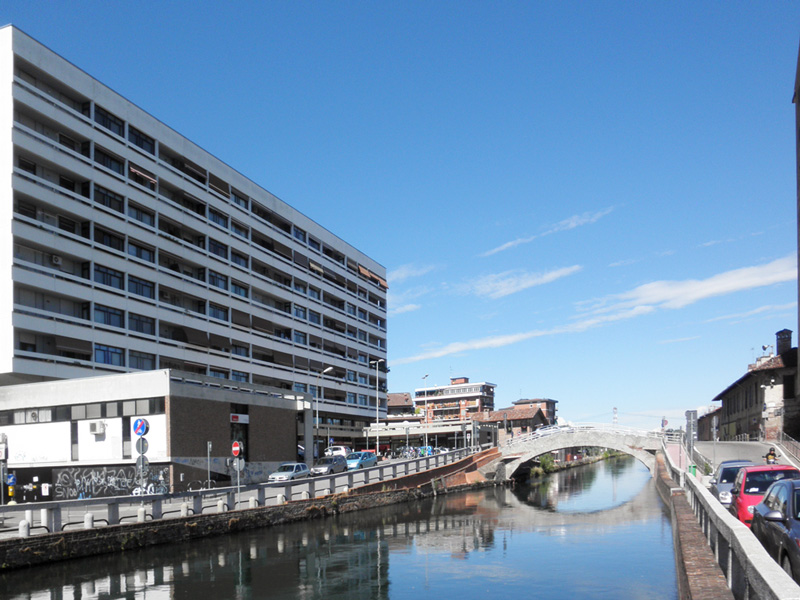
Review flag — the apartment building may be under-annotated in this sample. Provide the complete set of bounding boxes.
[0,26,388,448]
[414,377,496,423]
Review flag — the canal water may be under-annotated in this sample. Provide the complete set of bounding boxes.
[2,456,677,599]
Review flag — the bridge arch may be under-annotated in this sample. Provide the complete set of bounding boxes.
[493,426,662,481]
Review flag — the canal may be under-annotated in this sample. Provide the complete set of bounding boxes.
[2,456,677,599]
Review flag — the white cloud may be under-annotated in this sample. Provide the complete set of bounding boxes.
[704,302,797,323]
[390,303,421,316]
[481,207,614,257]
[393,255,797,365]
[387,263,435,284]
[462,265,582,299]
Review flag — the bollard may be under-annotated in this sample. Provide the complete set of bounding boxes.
[277,494,286,505]
[217,500,225,513]
[25,509,33,527]
[84,513,94,530]
[18,520,30,538]
[181,502,189,518]
[301,491,310,500]
[40,508,50,531]
[137,507,146,523]
[249,497,256,509]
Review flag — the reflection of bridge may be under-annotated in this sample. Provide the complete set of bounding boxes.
[486,424,663,480]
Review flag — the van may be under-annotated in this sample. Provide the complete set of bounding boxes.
[324,445,351,458]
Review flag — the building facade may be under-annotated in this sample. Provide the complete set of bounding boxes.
[0,26,387,448]
[414,377,496,423]
[713,330,797,442]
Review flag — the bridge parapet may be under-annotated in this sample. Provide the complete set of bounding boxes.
[492,423,663,480]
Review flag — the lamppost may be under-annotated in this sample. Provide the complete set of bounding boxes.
[371,359,385,457]
[315,366,334,462]
[421,374,429,450]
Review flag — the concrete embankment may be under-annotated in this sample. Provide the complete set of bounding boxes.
[654,452,733,600]
[0,450,498,571]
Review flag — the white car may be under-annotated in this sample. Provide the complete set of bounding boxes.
[268,462,310,482]
[324,445,352,458]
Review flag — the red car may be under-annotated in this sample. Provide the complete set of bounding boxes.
[729,464,800,527]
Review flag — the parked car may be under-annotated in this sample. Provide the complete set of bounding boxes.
[346,451,378,470]
[751,478,800,580]
[729,465,800,527]
[709,459,753,507]
[310,455,347,476]
[324,445,352,458]
[268,462,310,482]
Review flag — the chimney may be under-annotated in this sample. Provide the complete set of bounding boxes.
[776,329,793,355]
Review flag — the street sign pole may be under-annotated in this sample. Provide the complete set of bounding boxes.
[207,441,212,490]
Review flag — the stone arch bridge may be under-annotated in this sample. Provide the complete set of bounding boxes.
[485,424,664,481]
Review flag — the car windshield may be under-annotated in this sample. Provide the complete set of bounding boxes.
[277,464,295,472]
[316,458,334,465]
[719,467,742,484]
[744,470,799,494]
[346,453,362,460]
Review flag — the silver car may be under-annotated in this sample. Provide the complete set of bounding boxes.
[310,455,347,476]
[268,462,310,482]
[710,459,753,506]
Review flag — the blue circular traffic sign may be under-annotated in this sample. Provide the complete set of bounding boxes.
[133,418,149,436]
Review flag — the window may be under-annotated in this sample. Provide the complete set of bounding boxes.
[94,265,124,289]
[309,311,321,325]
[358,330,367,342]
[59,176,75,192]
[346,303,357,316]
[347,392,356,404]
[129,163,156,190]
[231,281,248,298]
[128,241,155,262]
[294,331,307,345]
[309,237,321,251]
[128,276,155,299]
[18,157,36,175]
[232,344,249,357]
[209,239,228,259]
[95,344,124,366]
[294,306,306,319]
[94,185,124,212]
[347,370,357,382]
[309,287,320,300]
[128,203,155,226]
[129,313,155,335]
[209,304,228,321]
[130,351,155,370]
[128,126,155,154]
[232,191,248,209]
[95,147,124,175]
[94,106,125,136]
[232,251,248,268]
[293,227,306,243]
[231,221,249,238]
[209,208,228,228]
[294,383,307,393]
[294,281,307,294]
[95,304,124,327]
[209,369,229,379]
[94,227,125,251]
[209,270,228,290]
[231,370,248,382]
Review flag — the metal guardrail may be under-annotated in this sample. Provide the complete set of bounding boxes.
[0,447,475,539]
[662,437,800,599]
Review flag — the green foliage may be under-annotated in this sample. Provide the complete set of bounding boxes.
[539,453,556,473]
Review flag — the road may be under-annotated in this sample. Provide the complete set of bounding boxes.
[694,440,800,471]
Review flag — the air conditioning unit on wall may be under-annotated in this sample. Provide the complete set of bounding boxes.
[89,421,106,435]
[50,254,62,265]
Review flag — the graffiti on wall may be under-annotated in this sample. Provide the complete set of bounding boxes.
[52,465,170,500]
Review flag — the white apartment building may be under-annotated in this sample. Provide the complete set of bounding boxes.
[0,26,388,447]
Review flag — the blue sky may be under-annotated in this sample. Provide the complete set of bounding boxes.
[3,2,798,429]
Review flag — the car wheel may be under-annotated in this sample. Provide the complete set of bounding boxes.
[783,555,793,579]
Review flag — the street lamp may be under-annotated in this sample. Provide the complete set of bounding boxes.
[422,374,429,449]
[371,359,385,457]
[315,366,334,462]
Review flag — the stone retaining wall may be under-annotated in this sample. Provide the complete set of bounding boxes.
[655,453,733,600]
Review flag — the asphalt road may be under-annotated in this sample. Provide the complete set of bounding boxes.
[694,440,800,471]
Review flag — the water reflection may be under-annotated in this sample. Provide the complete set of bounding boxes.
[2,457,676,600]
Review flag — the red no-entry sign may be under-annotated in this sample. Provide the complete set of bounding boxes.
[232,441,242,457]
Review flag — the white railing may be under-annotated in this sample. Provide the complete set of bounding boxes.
[505,423,664,448]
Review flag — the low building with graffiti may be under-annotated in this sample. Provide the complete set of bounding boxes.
[0,369,311,502]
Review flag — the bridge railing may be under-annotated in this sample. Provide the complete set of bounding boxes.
[505,422,664,448]
[661,438,800,599]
